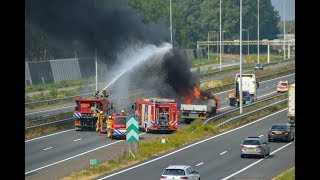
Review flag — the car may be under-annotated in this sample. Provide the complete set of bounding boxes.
[254,63,264,70]
[160,165,200,180]
[240,136,270,158]
[277,80,289,92]
[268,124,294,142]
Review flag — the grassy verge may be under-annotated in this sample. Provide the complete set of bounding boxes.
[25,77,95,93]
[62,95,286,180]
[272,167,295,180]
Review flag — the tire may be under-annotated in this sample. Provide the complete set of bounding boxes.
[241,154,245,158]
[268,138,271,142]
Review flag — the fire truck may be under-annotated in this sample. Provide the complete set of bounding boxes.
[73,97,112,131]
[132,98,178,133]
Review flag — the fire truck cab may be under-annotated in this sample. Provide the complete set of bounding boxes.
[132,98,178,133]
[109,113,128,139]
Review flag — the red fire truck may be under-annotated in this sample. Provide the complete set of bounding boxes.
[132,98,178,133]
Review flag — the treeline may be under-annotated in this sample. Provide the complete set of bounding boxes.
[25,0,281,61]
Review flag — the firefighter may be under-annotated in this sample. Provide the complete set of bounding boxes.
[101,88,109,99]
[92,90,100,99]
[229,92,236,106]
[106,115,114,138]
[96,111,105,132]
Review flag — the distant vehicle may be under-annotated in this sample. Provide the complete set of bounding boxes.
[287,84,295,126]
[235,74,259,105]
[240,136,270,158]
[109,113,128,140]
[160,165,200,180]
[254,63,264,70]
[277,80,289,92]
[268,124,294,142]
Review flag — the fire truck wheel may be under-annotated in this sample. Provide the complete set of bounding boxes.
[110,134,114,139]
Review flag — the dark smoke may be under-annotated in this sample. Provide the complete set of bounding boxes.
[25,0,169,62]
[26,0,199,98]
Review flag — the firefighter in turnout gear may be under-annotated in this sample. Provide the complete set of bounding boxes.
[106,115,114,138]
[96,111,107,134]
[100,88,109,99]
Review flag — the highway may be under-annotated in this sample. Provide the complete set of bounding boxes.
[25,73,294,179]
[97,110,294,180]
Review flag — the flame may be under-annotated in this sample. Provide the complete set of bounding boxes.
[181,85,201,104]
[193,86,200,99]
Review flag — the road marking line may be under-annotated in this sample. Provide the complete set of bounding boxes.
[43,147,53,151]
[25,129,75,143]
[220,151,227,155]
[196,162,204,166]
[258,135,263,137]
[25,133,147,175]
[225,98,229,99]
[221,142,293,180]
[98,109,287,179]
[265,86,269,88]
[73,138,82,141]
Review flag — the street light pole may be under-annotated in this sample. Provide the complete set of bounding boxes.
[219,0,222,70]
[240,0,243,114]
[283,0,286,59]
[95,48,98,92]
[257,0,260,64]
[242,29,249,62]
[170,0,172,43]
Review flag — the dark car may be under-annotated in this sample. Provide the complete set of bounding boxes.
[254,63,264,70]
[268,124,294,142]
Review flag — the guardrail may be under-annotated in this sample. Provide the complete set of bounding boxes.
[200,57,294,77]
[204,93,285,124]
[216,99,287,127]
[26,93,286,131]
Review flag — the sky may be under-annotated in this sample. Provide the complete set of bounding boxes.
[271,0,295,20]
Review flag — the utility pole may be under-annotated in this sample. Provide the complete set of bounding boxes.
[219,0,222,70]
[240,0,243,114]
[95,48,98,92]
[283,0,286,59]
[257,0,260,64]
[170,0,173,43]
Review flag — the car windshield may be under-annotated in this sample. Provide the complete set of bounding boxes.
[271,125,287,130]
[114,117,126,125]
[163,169,185,176]
[242,139,260,145]
[255,64,262,67]
[278,82,288,86]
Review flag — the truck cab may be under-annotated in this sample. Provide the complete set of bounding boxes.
[235,74,259,105]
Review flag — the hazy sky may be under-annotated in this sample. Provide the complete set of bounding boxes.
[271,0,295,20]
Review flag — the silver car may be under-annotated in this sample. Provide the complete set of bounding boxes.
[240,136,270,158]
[160,165,200,180]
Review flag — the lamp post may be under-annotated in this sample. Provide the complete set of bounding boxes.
[283,0,286,59]
[170,0,172,43]
[257,0,260,64]
[219,0,222,70]
[207,31,216,61]
[240,0,243,114]
[242,29,249,62]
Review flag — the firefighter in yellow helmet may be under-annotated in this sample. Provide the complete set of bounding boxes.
[96,111,105,132]
[106,115,114,138]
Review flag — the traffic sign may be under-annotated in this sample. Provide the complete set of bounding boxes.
[90,159,98,166]
[126,116,139,142]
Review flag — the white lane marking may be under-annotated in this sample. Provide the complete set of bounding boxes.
[258,135,263,137]
[98,109,287,179]
[196,162,204,166]
[25,105,75,116]
[25,133,146,175]
[220,151,227,155]
[73,138,82,142]
[43,147,53,151]
[25,129,75,143]
[221,142,294,180]
[225,98,229,99]
[265,86,269,88]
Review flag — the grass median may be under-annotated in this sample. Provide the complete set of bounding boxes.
[62,94,287,180]
[271,166,295,180]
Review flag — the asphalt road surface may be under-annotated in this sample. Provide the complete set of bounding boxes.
[25,73,295,179]
[97,110,294,180]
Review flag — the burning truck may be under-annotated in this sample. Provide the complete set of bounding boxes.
[180,84,220,124]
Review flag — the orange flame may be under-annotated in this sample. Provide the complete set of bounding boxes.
[181,85,201,104]
[193,86,200,99]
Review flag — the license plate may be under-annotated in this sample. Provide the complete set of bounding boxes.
[191,111,197,113]
[247,148,255,151]
[275,131,282,135]
[120,128,126,130]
